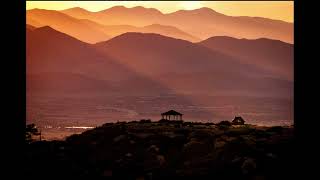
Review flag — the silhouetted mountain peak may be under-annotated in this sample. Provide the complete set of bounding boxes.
[63,7,91,13]
[173,7,222,16]
[26,24,36,31]
[108,32,166,41]
[99,5,163,15]
[28,8,54,13]
[202,36,290,45]
[27,8,71,17]
[131,6,162,13]
[204,36,239,42]
[196,7,220,13]
[34,25,56,32]
[100,32,189,46]
[103,5,126,11]
[30,25,88,45]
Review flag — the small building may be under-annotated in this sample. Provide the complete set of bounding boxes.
[161,110,183,120]
[232,116,245,125]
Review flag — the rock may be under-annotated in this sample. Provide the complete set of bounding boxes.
[231,156,243,164]
[214,140,226,149]
[125,153,132,158]
[144,154,166,170]
[134,133,153,139]
[102,169,112,177]
[183,140,210,159]
[156,155,166,166]
[220,135,229,141]
[241,158,257,175]
[225,136,237,142]
[266,153,277,159]
[113,135,127,143]
[148,145,159,154]
[189,130,213,140]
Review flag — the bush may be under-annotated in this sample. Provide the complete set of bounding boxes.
[26,123,40,143]
[218,125,230,130]
[266,126,284,133]
[217,121,232,126]
[139,119,151,123]
[205,122,215,126]
[158,119,170,123]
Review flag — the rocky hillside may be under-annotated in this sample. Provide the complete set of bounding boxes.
[26,120,294,179]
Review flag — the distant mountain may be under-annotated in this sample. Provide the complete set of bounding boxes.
[61,7,93,17]
[27,27,293,124]
[62,6,163,27]
[26,24,36,31]
[61,6,293,43]
[165,8,293,43]
[27,9,110,43]
[26,18,43,27]
[198,36,293,81]
[26,26,179,95]
[27,27,293,97]
[28,7,200,42]
[140,24,200,42]
[79,20,200,42]
[95,32,292,98]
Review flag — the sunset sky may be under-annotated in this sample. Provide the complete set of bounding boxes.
[26,1,294,23]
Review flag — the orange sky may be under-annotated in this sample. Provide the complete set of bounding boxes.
[26,1,293,23]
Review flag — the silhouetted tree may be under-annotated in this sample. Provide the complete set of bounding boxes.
[26,123,40,143]
[218,121,232,126]
[217,121,232,130]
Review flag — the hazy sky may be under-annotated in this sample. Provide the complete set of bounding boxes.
[26,1,293,23]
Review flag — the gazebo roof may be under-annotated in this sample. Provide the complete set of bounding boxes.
[161,110,183,115]
[233,116,245,122]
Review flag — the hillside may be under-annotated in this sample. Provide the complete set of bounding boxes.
[26,120,294,179]
[198,36,293,81]
[27,9,110,43]
[95,32,293,98]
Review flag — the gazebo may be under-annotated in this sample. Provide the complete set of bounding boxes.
[232,116,245,125]
[161,110,183,120]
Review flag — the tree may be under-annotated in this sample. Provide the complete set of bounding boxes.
[26,123,40,143]
[217,121,232,130]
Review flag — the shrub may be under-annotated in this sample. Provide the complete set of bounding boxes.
[217,121,232,126]
[158,119,170,123]
[205,122,215,126]
[266,126,284,133]
[139,119,151,123]
[26,123,40,143]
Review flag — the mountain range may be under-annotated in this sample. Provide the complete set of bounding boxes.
[27,6,293,43]
[26,6,293,124]
[27,25,293,99]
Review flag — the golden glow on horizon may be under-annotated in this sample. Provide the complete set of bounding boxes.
[26,1,293,23]
[179,1,204,10]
